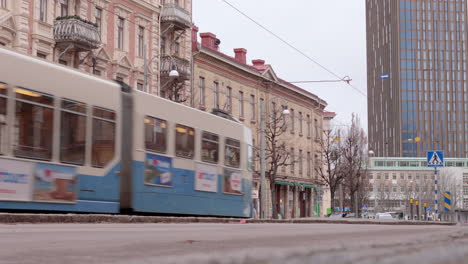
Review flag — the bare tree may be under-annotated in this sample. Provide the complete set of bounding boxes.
[254,105,294,219]
[314,129,344,213]
[161,80,188,103]
[438,168,463,210]
[341,114,368,215]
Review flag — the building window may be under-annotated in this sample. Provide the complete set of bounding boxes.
[290,109,295,133]
[198,77,205,106]
[95,8,102,36]
[117,17,124,50]
[226,87,232,113]
[298,149,303,175]
[307,152,311,177]
[201,132,219,164]
[174,42,180,56]
[145,116,167,153]
[464,186,468,196]
[250,94,255,121]
[14,88,54,160]
[238,91,244,118]
[175,124,195,159]
[299,112,303,136]
[213,82,219,108]
[307,115,311,138]
[225,138,240,168]
[92,107,116,168]
[137,82,144,92]
[161,37,166,55]
[290,148,295,174]
[138,26,144,57]
[60,0,68,16]
[39,0,47,22]
[37,52,47,59]
[60,99,86,165]
[314,119,319,140]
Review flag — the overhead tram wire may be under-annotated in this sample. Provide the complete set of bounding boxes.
[219,0,367,98]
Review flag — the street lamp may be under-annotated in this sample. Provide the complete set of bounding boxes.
[260,104,290,219]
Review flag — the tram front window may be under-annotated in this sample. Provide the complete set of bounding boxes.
[14,88,54,160]
[0,83,6,154]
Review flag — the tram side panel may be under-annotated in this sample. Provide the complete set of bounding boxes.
[130,92,252,217]
[0,48,121,213]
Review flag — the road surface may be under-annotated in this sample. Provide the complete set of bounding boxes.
[0,223,467,264]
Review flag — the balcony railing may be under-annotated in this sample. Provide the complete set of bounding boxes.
[160,55,190,80]
[161,3,192,30]
[54,17,100,50]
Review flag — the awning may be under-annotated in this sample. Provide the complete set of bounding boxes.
[276,181,317,189]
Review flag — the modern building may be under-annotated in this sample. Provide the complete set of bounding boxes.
[367,157,468,219]
[0,0,192,97]
[366,0,468,158]
[191,27,331,218]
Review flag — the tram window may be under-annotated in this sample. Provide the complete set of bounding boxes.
[201,131,219,163]
[0,83,7,154]
[144,116,167,153]
[60,99,87,165]
[14,88,54,160]
[92,107,115,168]
[225,138,240,168]
[175,124,194,159]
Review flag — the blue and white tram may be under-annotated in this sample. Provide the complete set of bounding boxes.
[0,48,253,217]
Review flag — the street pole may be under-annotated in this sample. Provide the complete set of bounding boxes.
[416,200,420,220]
[410,198,413,220]
[260,100,266,219]
[143,44,148,92]
[434,167,438,221]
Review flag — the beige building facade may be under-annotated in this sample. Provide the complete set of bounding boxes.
[0,0,192,96]
[191,27,331,218]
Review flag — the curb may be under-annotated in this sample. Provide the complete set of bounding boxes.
[0,213,457,226]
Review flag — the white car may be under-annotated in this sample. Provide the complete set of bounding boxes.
[375,213,394,220]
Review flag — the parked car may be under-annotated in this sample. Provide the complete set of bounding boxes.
[376,213,394,220]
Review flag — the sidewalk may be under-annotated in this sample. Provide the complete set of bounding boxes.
[0,213,457,225]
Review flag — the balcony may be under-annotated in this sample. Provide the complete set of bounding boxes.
[161,3,191,30]
[160,56,190,80]
[53,17,100,51]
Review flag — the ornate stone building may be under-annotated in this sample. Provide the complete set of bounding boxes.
[191,26,332,218]
[0,0,192,96]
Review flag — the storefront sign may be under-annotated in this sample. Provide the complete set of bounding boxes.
[223,168,242,194]
[0,159,34,201]
[144,154,172,187]
[194,163,218,192]
[33,163,77,203]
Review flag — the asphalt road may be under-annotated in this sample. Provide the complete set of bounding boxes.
[0,223,467,264]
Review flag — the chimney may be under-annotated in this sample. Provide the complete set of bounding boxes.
[252,59,265,66]
[234,48,247,64]
[192,25,199,52]
[200,32,217,50]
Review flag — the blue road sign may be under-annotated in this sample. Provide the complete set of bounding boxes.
[380,74,390,79]
[427,151,444,167]
[426,206,430,213]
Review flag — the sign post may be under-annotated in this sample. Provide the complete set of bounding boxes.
[427,151,444,221]
[410,198,414,220]
[423,202,428,220]
[416,200,420,220]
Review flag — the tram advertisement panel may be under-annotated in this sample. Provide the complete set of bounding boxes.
[223,168,242,194]
[195,163,218,193]
[33,163,77,203]
[144,154,173,187]
[0,159,34,201]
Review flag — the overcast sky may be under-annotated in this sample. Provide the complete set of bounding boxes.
[193,0,368,130]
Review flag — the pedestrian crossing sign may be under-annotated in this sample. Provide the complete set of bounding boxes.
[427,151,444,167]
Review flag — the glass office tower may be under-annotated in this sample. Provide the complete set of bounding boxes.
[366,0,467,158]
